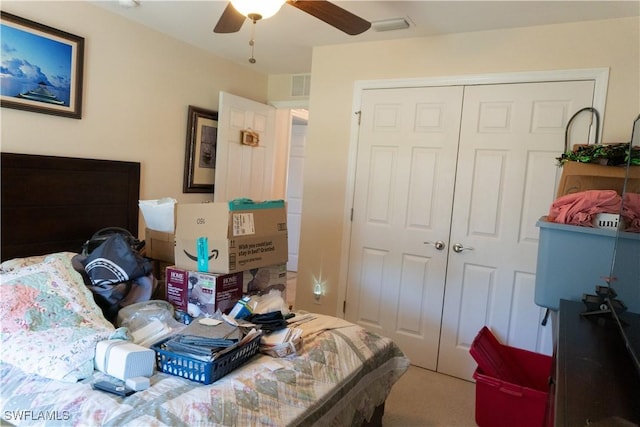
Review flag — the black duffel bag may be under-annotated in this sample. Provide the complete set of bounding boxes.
[82,233,152,287]
[77,232,154,324]
[81,227,145,256]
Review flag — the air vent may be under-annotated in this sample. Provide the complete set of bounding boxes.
[371,17,410,32]
[291,74,311,97]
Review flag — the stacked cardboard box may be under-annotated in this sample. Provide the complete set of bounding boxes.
[144,228,175,301]
[165,266,243,316]
[556,162,640,198]
[145,228,175,264]
[242,263,287,300]
[166,200,289,318]
[174,200,288,274]
[140,198,177,264]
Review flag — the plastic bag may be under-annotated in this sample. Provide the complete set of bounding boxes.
[117,300,186,347]
[252,290,290,315]
[139,198,176,233]
[228,290,289,320]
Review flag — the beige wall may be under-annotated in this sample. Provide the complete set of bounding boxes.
[296,17,640,314]
[267,74,309,106]
[2,4,638,315]
[1,1,268,235]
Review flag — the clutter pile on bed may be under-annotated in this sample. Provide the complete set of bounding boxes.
[0,251,409,426]
[0,153,409,426]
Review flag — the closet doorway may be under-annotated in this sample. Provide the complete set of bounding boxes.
[344,73,603,380]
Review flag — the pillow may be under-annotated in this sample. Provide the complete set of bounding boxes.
[0,252,115,381]
[0,254,48,272]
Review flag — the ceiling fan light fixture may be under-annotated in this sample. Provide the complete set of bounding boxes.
[371,17,410,32]
[230,0,286,21]
[118,0,140,7]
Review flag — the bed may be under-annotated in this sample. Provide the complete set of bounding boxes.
[0,152,409,426]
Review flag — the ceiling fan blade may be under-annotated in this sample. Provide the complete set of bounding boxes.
[287,0,371,35]
[214,2,246,33]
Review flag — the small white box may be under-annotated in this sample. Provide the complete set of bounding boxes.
[95,340,155,380]
[126,376,150,391]
[592,213,622,230]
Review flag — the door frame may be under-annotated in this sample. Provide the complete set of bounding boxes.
[336,67,610,316]
[271,101,309,273]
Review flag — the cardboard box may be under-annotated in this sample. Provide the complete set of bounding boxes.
[150,259,172,301]
[174,200,288,274]
[145,228,175,263]
[556,162,640,198]
[165,266,243,316]
[242,263,287,299]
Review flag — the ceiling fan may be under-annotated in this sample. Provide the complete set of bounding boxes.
[213,0,371,36]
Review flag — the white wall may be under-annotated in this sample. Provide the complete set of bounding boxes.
[1,1,268,236]
[296,17,640,314]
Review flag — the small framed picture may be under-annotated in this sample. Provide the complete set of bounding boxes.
[0,12,84,119]
[184,105,218,193]
[241,130,260,147]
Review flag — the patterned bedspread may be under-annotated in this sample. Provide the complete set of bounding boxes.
[0,320,409,426]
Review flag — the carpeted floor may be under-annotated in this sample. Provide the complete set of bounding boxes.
[286,275,477,425]
[383,365,477,426]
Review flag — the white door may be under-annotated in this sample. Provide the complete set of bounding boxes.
[345,86,464,369]
[215,92,278,202]
[346,80,595,380]
[286,121,307,272]
[437,80,595,379]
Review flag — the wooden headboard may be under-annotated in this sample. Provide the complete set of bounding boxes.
[1,153,140,261]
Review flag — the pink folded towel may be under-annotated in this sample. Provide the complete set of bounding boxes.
[622,192,640,232]
[548,190,621,227]
[549,190,640,232]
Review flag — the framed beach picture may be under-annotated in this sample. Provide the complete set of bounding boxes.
[183,105,218,193]
[0,12,84,119]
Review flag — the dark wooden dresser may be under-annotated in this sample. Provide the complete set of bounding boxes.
[554,299,640,426]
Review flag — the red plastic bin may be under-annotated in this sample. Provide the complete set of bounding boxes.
[470,327,552,427]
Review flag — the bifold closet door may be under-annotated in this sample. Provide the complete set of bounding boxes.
[345,79,595,380]
[345,86,463,370]
[437,80,595,380]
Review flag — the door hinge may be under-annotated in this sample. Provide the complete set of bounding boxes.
[350,208,354,221]
[355,110,362,125]
[342,300,346,314]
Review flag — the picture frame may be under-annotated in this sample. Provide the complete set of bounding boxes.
[241,130,260,147]
[183,105,218,193]
[0,12,84,119]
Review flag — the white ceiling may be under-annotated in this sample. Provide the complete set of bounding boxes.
[91,0,640,75]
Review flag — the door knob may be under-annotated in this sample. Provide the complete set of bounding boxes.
[424,240,446,250]
[452,243,473,253]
